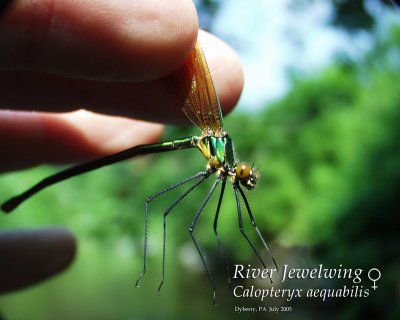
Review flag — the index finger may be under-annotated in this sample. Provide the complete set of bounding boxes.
[0,32,244,124]
[0,0,198,81]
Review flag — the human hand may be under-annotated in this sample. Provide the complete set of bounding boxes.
[0,0,244,172]
[0,0,244,293]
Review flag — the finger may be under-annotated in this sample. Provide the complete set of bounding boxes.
[0,32,244,124]
[0,0,198,81]
[0,110,164,172]
[0,228,76,293]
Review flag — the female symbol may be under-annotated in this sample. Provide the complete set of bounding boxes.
[368,268,381,290]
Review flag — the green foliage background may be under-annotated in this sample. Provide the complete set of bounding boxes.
[0,18,399,320]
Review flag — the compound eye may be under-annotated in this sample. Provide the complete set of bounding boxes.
[236,162,251,181]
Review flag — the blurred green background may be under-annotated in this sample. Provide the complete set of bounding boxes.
[1,1,399,319]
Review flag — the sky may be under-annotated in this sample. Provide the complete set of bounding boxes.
[200,0,398,111]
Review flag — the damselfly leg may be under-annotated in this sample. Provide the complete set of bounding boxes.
[156,171,211,293]
[232,183,272,283]
[237,185,278,272]
[189,176,222,305]
[135,170,210,288]
[212,178,233,294]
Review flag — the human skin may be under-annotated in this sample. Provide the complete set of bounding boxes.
[0,0,243,293]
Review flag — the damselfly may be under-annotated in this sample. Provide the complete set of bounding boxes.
[1,41,277,304]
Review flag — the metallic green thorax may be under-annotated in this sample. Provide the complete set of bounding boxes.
[201,134,235,168]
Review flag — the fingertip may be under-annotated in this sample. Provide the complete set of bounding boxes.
[31,228,77,281]
[41,228,77,274]
[0,228,77,293]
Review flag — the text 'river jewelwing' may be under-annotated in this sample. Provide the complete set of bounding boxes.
[1,41,277,305]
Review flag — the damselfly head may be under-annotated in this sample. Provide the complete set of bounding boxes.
[235,162,259,190]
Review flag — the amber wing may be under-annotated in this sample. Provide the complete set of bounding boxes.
[164,42,224,133]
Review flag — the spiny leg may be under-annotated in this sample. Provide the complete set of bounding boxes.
[237,185,278,272]
[136,171,209,287]
[189,176,221,306]
[157,171,212,294]
[232,183,270,282]
[212,178,233,294]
